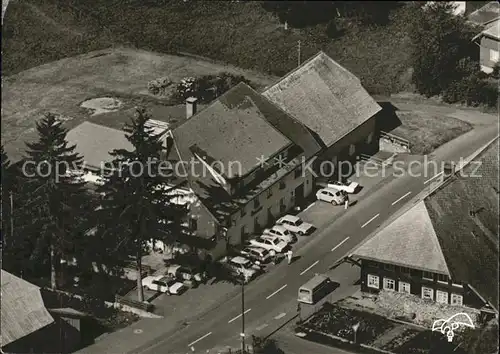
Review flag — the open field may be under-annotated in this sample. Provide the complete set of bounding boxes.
[3,0,413,95]
[1,47,276,162]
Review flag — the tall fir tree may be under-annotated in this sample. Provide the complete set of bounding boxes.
[98,107,186,301]
[22,113,86,289]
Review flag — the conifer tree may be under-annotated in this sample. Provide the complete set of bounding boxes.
[22,113,86,289]
[98,108,186,301]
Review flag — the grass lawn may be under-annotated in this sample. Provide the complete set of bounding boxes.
[1,47,275,162]
[392,111,473,155]
[3,0,413,95]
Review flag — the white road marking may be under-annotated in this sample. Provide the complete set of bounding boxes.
[361,214,379,228]
[266,284,287,299]
[331,237,350,252]
[274,313,287,320]
[300,260,319,275]
[228,309,251,323]
[391,191,412,205]
[424,174,439,184]
[187,332,212,347]
[256,324,269,331]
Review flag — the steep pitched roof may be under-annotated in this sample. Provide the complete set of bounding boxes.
[425,138,499,309]
[1,270,54,347]
[353,201,450,275]
[263,51,382,147]
[353,138,499,309]
[171,83,320,225]
[173,82,292,179]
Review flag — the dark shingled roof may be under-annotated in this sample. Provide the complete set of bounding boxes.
[171,82,321,225]
[425,138,499,310]
[263,51,382,147]
[1,270,54,347]
[353,138,499,310]
[173,83,292,179]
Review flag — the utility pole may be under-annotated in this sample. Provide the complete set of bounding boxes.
[297,40,301,67]
[241,275,246,353]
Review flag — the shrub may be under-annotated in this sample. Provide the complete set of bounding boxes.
[147,76,172,95]
[443,73,498,108]
[173,72,252,103]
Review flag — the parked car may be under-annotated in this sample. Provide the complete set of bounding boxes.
[249,236,288,253]
[263,225,297,243]
[239,246,272,265]
[316,187,347,205]
[142,275,187,295]
[276,215,315,236]
[224,256,261,283]
[322,179,359,194]
[166,264,205,286]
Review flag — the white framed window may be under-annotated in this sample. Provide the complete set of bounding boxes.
[367,274,380,289]
[383,278,396,291]
[436,290,449,304]
[490,49,499,62]
[399,281,411,294]
[451,293,463,306]
[349,144,356,156]
[422,286,434,300]
[366,132,374,144]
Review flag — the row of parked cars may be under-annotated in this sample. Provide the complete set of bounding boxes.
[316,178,360,205]
[141,264,206,296]
[219,214,317,284]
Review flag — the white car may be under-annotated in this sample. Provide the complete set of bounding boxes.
[249,236,288,253]
[226,256,261,283]
[316,188,347,205]
[239,247,272,264]
[323,179,359,194]
[276,215,315,236]
[142,275,186,295]
[263,225,296,243]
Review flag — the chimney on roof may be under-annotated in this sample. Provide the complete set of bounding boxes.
[186,97,198,119]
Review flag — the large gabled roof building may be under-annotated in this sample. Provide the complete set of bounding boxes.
[353,138,499,312]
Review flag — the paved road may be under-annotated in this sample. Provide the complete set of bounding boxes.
[130,127,499,354]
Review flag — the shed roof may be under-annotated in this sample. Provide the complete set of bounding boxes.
[263,51,382,147]
[66,121,133,170]
[1,270,54,347]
